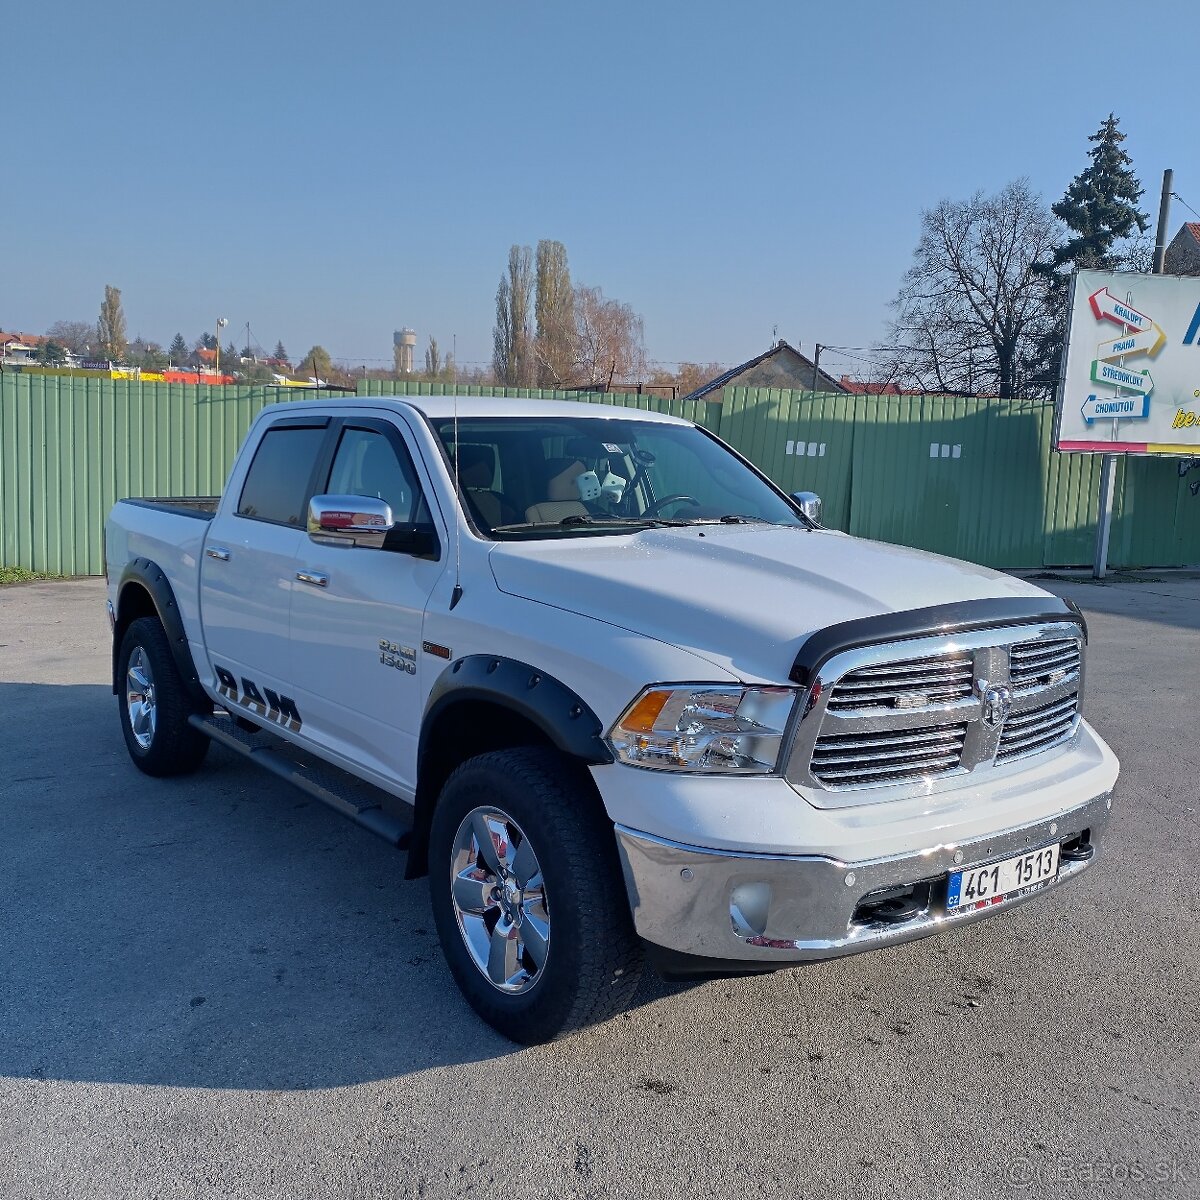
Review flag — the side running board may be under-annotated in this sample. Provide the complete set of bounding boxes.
[188,713,411,848]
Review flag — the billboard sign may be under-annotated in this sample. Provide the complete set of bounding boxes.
[1056,269,1200,454]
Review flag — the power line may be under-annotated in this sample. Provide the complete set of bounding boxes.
[1172,192,1200,221]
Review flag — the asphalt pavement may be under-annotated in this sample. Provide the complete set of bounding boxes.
[0,575,1197,1199]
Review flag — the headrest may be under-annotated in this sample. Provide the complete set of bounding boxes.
[456,443,495,474]
[546,459,587,501]
[453,443,496,489]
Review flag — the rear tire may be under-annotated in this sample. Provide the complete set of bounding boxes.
[117,617,210,777]
[428,747,643,1043]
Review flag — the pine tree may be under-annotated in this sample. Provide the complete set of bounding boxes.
[1032,115,1149,390]
[1049,114,1148,272]
[273,340,288,365]
[168,333,188,365]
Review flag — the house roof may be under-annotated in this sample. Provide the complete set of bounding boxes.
[680,340,846,401]
[0,332,47,347]
[838,375,927,395]
[1183,223,1200,246]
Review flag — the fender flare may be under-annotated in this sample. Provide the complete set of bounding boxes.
[406,655,612,877]
[112,558,210,710]
[422,655,613,766]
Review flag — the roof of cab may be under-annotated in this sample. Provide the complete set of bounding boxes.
[257,393,691,425]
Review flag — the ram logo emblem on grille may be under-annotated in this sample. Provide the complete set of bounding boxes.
[979,683,1013,729]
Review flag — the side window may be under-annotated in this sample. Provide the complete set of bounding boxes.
[237,425,326,526]
[326,427,424,525]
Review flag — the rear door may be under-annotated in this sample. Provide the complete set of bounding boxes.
[199,414,332,728]
[287,414,447,790]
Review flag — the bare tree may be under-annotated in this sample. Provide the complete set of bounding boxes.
[572,285,647,388]
[534,239,575,386]
[425,335,441,378]
[883,180,1057,398]
[45,320,94,356]
[493,274,513,384]
[647,361,727,397]
[96,285,128,363]
[492,245,534,386]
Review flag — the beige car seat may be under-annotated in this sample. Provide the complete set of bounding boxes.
[525,459,590,524]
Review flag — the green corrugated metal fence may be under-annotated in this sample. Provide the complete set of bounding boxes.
[718,387,1200,568]
[2,373,1197,575]
[0,375,352,575]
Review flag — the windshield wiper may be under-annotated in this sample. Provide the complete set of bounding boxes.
[488,514,689,535]
[560,514,690,528]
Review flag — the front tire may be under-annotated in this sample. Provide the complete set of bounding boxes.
[117,617,210,777]
[428,747,643,1043]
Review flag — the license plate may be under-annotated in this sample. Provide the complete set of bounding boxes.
[947,843,1060,911]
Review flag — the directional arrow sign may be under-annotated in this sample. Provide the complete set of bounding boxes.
[1089,287,1152,332]
[1096,322,1167,362]
[1090,359,1154,394]
[1081,393,1150,424]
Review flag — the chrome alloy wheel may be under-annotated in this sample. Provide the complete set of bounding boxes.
[125,646,157,751]
[449,807,550,994]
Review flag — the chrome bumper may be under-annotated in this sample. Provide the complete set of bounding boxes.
[614,789,1113,965]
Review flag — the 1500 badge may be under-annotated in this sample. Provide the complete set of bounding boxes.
[214,665,302,732]
[380,639,417,675]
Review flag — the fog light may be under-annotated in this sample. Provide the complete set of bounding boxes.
[730,882,771,937]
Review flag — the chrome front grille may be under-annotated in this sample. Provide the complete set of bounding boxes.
[1009,637,1080,692]
[826,653,974,711]
[996,692,1079,762]
[810,722,968,786]
[787,621,1085,805]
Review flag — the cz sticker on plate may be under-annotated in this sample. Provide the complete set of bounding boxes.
[947,843,1060,911]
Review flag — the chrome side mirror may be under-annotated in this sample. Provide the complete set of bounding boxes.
[791,490,823,526]
[308,494,393,549]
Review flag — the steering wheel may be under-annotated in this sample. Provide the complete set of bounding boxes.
[643,493,701,518]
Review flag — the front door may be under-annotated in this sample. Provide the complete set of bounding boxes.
[287,415,447,793]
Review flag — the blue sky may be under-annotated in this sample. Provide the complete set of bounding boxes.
[7,0,1195,378]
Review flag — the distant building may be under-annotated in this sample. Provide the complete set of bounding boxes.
[680,340,848,401]
[0,332,46,364]
[1164,223,1200,276]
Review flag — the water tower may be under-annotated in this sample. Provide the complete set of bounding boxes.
[393,328,417,374]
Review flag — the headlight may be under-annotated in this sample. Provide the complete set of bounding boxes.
[608,685,797,774]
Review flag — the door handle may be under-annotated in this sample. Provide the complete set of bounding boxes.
[296,570,329,588]
[206,546,231,561]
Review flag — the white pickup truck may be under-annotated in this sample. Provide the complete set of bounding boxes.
[105,395,1119,1042]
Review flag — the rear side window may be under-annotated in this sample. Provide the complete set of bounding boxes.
[237,426,326,526]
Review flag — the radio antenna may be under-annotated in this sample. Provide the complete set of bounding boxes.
[450,382,463,609]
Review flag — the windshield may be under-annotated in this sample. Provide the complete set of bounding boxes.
[432,415,803,538]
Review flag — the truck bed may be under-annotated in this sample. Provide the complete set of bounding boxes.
[119,496,220,520]
[106,499,221,667]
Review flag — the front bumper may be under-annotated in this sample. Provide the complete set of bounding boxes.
[615,788,1113,966]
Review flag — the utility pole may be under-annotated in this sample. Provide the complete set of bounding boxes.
[812,344,822,393]
[1152,168,1173,274]
[1092,168,1171,579]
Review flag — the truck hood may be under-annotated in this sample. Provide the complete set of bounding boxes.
[488,525,1050,683]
